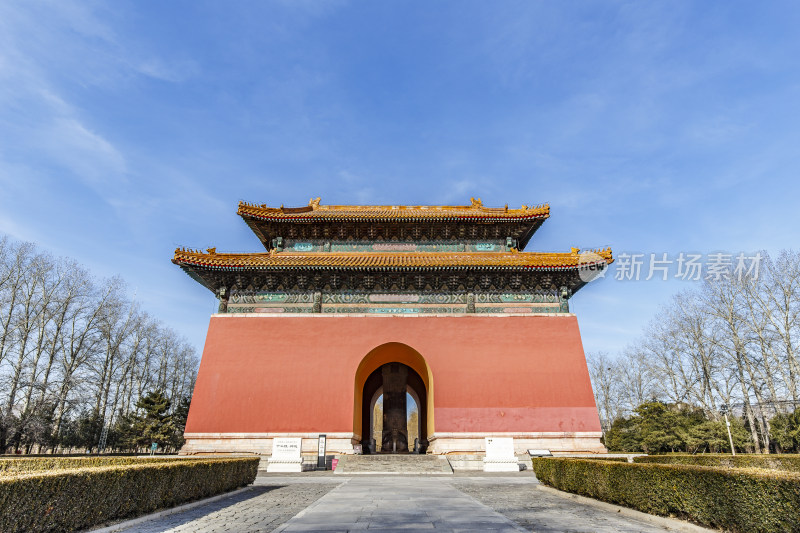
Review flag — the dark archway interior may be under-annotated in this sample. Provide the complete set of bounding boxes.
[361,363,428,454]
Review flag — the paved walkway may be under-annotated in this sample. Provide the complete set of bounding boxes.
[104,474,695,532]
[274,476,524,532]
[455,481,675,533]
[107,479,338,533]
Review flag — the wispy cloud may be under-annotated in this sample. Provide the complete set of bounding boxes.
[136,59,199,83]
[45,117,127,186]
[0,1,207,209]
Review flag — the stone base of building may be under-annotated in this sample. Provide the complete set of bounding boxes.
[180,433,357,456]
[180,431,606,456]
[428,432,607,455]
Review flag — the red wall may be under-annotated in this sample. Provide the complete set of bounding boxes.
[185,315,602,435]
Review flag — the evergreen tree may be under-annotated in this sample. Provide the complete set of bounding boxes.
[603,416,641,452]
[686,419,750,453]
[111,411,140,451]
[169,396,191,450]
[635,401,685,453]
[603,400,751,454]
[770,409,800,452]
[130,391,175,451]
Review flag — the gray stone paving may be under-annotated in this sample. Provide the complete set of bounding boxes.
[106,473,693,532]
[454,482,676,533]
[275,477,524,532]
[113,481,337,532]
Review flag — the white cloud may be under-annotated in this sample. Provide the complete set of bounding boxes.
[0,1,208,209]
[136,58,199,83]
[44,117,127,187]
[441,178,477,204]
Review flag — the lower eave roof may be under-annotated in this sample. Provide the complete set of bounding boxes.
[172,248,613,272]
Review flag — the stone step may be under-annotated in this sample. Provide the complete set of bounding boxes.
[335,454,453,475]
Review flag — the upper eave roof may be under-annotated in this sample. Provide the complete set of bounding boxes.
[172,247,613,271]
[237,197,550,223]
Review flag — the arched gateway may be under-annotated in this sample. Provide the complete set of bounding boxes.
[354,343,432,453]
[174,198,612,459]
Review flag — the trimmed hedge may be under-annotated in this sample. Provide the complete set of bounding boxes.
[633,453,800,472]
[1,453,141,457]
[532,457,800,533]
[0,457,259,533]
[0,456,196,475]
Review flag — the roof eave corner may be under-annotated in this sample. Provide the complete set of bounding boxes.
[236,200,254,218]
[172,247,187,265]
[602,247,614,265]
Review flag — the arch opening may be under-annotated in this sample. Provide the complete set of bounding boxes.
[353,343,434,454]
[406,387,421,451]
[369,392,420,453]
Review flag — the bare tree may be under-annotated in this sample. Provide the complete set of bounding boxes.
[4,249,50,418]
[0,242,35,369]
[618,346,656,412]
[591,249,800,454]
[751,252,800,407]
[586,351,623,429]
[0,235,200,453]
[90,279,135,429]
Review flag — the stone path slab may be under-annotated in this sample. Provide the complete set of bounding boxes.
[108,481,338,533]
[101,473,702,532]
[275,477,524,532]
[455,482,684,533]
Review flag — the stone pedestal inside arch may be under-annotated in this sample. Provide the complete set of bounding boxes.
[381,363,409,453]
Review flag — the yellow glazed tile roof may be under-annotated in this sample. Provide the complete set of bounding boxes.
[238,197,550,222]
[173,247,613,271]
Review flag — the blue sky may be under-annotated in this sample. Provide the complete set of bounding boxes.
[1,1,799,356]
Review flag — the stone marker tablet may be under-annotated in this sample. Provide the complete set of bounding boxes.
[483,437,519,472]
[267,437,302,472]
[317,434,327,469]
[528,449,552,457]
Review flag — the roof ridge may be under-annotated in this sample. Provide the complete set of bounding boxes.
[237,198,550,218]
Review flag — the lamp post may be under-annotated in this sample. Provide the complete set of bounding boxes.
[720,404,736,456]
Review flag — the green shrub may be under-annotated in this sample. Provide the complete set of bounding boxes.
[0,456,196,475]
[0,457,259,533]
[532,457,800,533]
[633,453,800,472]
